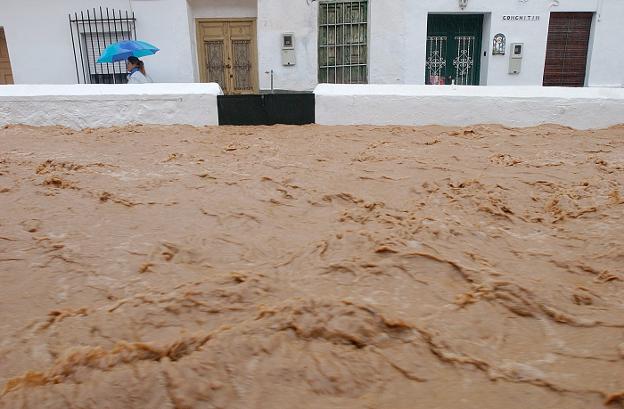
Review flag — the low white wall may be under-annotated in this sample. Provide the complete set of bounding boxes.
[0,83,221,129]
[314,84,624,130]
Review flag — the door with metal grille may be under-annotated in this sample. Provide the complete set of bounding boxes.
[543,13,593,87]
[426,14,483,86]
[0,28,14,84]
[197,20,258,94]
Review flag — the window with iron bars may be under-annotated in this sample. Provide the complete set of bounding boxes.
[318,0,368,84]
[69,7,136,84]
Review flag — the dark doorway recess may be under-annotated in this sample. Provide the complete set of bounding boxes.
[426,14,484,86]
[217,93,315,126]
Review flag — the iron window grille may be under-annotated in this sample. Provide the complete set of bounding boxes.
[69,7,136,84]
[318,0,368,84]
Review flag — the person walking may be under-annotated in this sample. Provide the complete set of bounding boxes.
[126,56,153,84]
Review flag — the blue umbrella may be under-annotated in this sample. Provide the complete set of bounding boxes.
[97,40,159,63]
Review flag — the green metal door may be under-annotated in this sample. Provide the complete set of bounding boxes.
[426,14,483,85]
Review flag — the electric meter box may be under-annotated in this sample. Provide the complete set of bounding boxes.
[509,43,524,74]
[281,33,296,66]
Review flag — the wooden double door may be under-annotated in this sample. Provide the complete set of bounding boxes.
[197,19,258,94]
[0,28,14,84]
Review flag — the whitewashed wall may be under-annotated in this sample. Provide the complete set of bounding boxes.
[0,0,196,84]
[1,0,622,89]
[252,0,623,90]
[0,83,221,128]
[189,0,256,19]
[584,0,624,87]
[257,0,318,91]
[369,0,620,87]
[133,0,196,83]
[315,84,624,129]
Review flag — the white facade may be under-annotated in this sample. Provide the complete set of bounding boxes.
[1,0,622,90]
[368,0,623,88]
[0,0,197,85]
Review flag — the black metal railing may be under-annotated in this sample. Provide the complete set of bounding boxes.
[69,7,136,84]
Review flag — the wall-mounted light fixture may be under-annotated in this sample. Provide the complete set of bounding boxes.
[459,0,468,10]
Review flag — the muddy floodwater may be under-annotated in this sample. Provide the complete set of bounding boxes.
[0,124,623,408]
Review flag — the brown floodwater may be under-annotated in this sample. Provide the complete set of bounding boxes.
[0,124,623,408]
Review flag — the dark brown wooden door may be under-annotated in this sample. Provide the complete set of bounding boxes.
[0,28,14,84]
[543,12,593,87]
